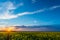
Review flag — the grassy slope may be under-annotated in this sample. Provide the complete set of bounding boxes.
[0,32,60,40]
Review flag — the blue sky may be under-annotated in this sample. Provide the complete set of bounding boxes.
[0,0,60,27]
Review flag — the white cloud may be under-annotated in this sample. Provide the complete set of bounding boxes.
[31,8,46,14]
[0,1,24,19]
[16,2,24,8]
[0,1,60,19]
[32,0,36,3]
[0,8,45,19]
[49,6,60,10]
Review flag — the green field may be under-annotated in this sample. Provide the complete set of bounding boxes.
[0,32,60,40]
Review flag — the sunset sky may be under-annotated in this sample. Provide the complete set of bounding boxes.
[0,0,60,30]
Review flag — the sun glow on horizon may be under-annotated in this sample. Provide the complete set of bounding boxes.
[0,26,16,32]
[7,27,12,32]
[0,26,23,32]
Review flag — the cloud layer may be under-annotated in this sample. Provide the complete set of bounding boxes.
[0,26,49,31]
[0,1,23,19]
[0,1,60,19]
